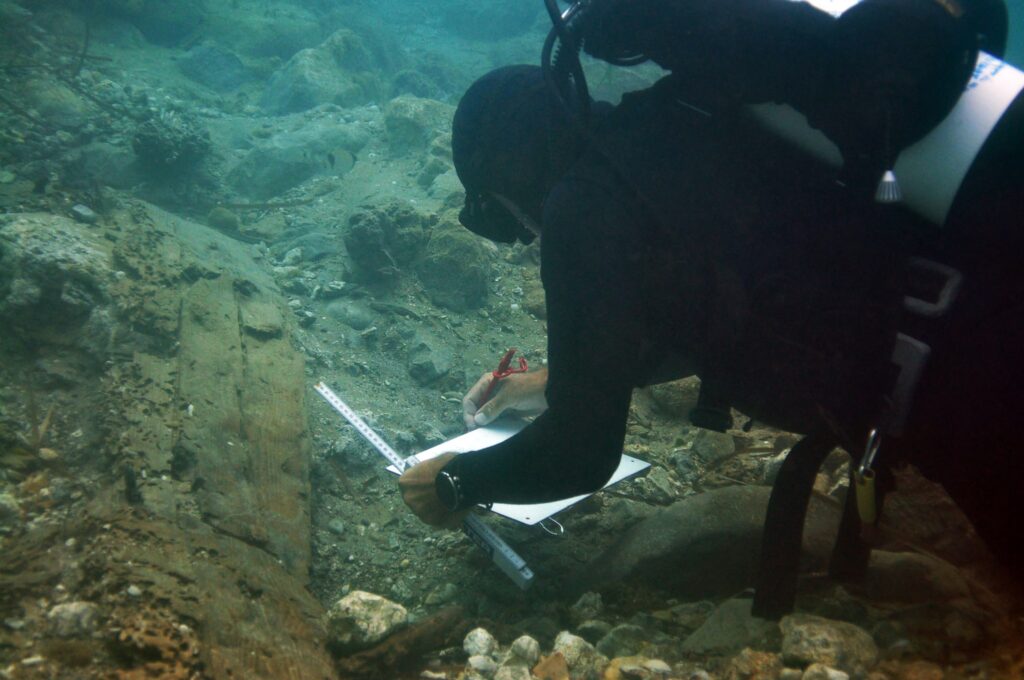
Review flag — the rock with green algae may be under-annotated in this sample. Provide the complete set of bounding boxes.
[780,614,878,676]
[260,28,382,114]
[416,226,490,311]
[384,95,454,155]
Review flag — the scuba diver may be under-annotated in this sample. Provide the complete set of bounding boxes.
[399,0,1024,614]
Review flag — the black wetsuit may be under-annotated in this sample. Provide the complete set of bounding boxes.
[450,80,910,502]
[446,78,1024,572]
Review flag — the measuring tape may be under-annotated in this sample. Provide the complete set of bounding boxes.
[314,381,535,590]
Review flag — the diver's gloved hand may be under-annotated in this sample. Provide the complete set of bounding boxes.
[398,452,470,529]
[462,367,548,429]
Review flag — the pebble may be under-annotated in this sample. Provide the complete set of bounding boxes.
[464,627,498,658]
[126,585,142,597]
[468,654,497,676]
[20,656,44,667]
[0,169,15,183]
[47,601,99,637]
[802,663,849,680]
[70,204,98,224]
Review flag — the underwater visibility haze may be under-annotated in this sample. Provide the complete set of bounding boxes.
[1,0,1023,678]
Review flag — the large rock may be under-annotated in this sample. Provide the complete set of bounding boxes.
[579,485,841,599]
[177,42,251,92]
[780,614,878,675]
[0,213,113,345]
[861,550,973,603]
[260,28,381,114]
[384,95,454,155]
[66,141,143,190]
[416,227,490,310]
[326,590,408,655]
[681,598,777,656]
[345,203,431,282]
[19,78,91,129]
[227,116,368,199]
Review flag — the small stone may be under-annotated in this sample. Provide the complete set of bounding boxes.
[420,671,447,680]
[327,519,346,535]
[802,663,849,680]
[503,635,540,667]
[643,659,672,675]
[38,448,60,462]
[464,627,498,658]
[70,204,97,224]
[282,247,303,265]
[425,582,458,606]
[494,666,531,680]
[553,631,608,680]
[468,654,498,676]
[597,623,648,658]
[780,669,804,680]
[0,169,16,183]
[47,601,100,637]
[20,656,44,666]
[321,280,347,299]
[207,206,240,231]
[326,590,408,654]
[570,592,604,623]
[126,585,142,597]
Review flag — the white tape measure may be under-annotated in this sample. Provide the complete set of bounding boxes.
[314,381,535,590]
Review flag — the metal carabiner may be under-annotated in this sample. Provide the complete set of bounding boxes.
[857,428,881,477]
[539,518,565,536]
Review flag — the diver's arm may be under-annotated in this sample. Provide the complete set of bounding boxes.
[436,167,647,506]
[462,366,549,429]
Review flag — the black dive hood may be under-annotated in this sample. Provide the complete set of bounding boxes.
[542,0,1013,216]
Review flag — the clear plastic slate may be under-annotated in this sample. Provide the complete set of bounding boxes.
[387,417,650,525]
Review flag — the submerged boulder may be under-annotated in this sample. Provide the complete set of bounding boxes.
[227,116,368,199]
[177,42,251,92]
[579,485,841,599]
[416,226,490,310]
[0,213,113,344]
[260,28,382,114]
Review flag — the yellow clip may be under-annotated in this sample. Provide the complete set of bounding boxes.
[855,428,881,525]
[855,469,877,525]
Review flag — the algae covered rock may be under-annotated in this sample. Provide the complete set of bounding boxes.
[780,614,878,675]
[260,28,382,114]
[131,110,211,171]
[345,203,432,282]
[326,590,408,655]
[0,212,112,340]
[177,42,251,92]
[227,116,368,199]
[416,226,490,310]
[384,95,454,155]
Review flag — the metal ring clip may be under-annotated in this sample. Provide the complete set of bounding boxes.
[539,518,564,536]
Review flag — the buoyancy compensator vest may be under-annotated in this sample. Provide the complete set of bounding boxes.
[545,0,1014,210]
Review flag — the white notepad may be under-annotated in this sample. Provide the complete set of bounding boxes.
[388,417,650,526]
